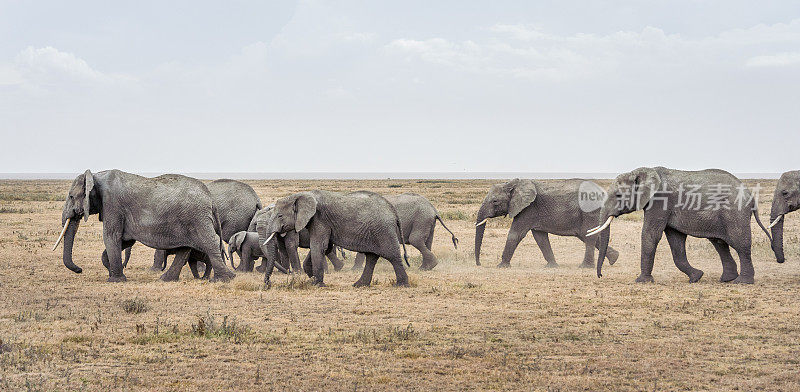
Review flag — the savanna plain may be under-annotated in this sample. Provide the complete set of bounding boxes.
[0,178,798,391]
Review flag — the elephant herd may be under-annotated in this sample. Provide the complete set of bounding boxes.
[53,167,799,287]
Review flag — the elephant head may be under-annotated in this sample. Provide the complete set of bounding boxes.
[474,179,537,265]
[53,170,100,274]
[592,167,662,277]
[769,170,800,263]
[228,231,247,266]
[263,192,317,244]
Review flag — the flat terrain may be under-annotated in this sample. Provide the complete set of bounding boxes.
[1,178,798,391]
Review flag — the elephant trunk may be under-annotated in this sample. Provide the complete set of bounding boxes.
[596,226,610,278]
[61,218,83,274]
[474,204,490,266]
[771,200,786,263]
[228,247,238,269]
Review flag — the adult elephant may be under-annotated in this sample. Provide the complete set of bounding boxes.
[52,170,235,282]
[589,167,771,284]
[351,192,459,271]
[262,190,409,287]
[768,170,800,263]
[474,178,619,268]
[250,206,345,274]
[150,179,262,273]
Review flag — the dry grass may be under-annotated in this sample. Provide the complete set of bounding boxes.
[0,178,798,391]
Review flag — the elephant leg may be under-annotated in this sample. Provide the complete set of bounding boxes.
[188,257,200,279]
[664,228,703,283]
[636,223,664,283]
[594,241,620,265]
[151,250,168,271]
[302,253,314,278]
[309,238,329,286]
[411,231,438,271]
[731,242,754,284]
[425,224,435,251]
[352,252,366,271]
[102,227,126,282]
[579,236,595,268]
[200,236,235,282]
[499,221,529,268]
[326,249,344,271]
[201,257,212,279]
[255,258,267,274]
[160,248,190,282]
[102,250,110,271]
[709,239,738,282]
[353,253,379,287]
[531,230,557,268]
[123,246,131,268]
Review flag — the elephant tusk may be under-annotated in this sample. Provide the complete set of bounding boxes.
[587,216,614,237]
[475,218,489,227]
[52,221,70,251]
[262,232,276,246]
[767,215,783,229]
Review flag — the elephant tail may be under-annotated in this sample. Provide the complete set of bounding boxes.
[123,246,132,268]
[396,215,409,267]
[212,206,227,263]
[435,214,459,249]
[752,203,772,242]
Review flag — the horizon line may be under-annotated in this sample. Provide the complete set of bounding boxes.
[0,171,784,180]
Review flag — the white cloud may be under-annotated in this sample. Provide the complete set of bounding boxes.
[746,52,800,67]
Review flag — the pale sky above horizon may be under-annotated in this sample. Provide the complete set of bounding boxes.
[1,1,798,174]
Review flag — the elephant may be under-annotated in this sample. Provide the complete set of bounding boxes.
[261,190,409,287]
[250,207,346,274]
[52,170,235,282]
[149,178,262,274]
[351,192,459,271]
[474,178,620,268]
[589,167,771,284]
[226,231,289,274]
[768,170,800,264]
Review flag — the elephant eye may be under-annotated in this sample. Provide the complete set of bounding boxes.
[783,189,790,197]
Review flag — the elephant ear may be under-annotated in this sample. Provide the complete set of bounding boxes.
[232,231,246,251]
[294,193,317,232]
[631,167,662,210]
[508,179,538,218]
[82,170,94,222]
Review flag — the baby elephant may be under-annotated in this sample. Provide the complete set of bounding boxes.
[228,231,288,274]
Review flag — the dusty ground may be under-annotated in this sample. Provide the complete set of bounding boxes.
[0,178,798,391]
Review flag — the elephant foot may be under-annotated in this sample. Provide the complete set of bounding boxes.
[719,271,738,283]
[419,261,438,271]
[313,281,327,287]
[579,261,594,269]
[544,262,559,268]
[160,273,179,282]
[496,262,511,269]
[107,275,127,283]
[353,279,371,288]
[732,275,754,284]
[607,250,620,265]
[634,274,655,283]
[210,270,236,282]
[688,269,704,283]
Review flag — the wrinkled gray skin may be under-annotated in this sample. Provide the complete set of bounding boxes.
[594,167,771,284]
[149,179,262,274]
[227,231,289,274]
[475,179,620,268]
[352,192,459,271]
[770,170,800,264]
[250,207,345,274]
[58,170,235,282]
[263,190,409,287]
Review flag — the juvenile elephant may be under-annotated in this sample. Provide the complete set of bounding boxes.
[262,190,409,287]
[150,178,262,274]
[351,192,459,271]
[53,170,235,282]
[474,179,619,268]
[590,167,771,284]
[768,170,800,263]
[227,231,289,274]
[250,207,345,273]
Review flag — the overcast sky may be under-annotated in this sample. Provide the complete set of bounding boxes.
[1,1,798,174]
